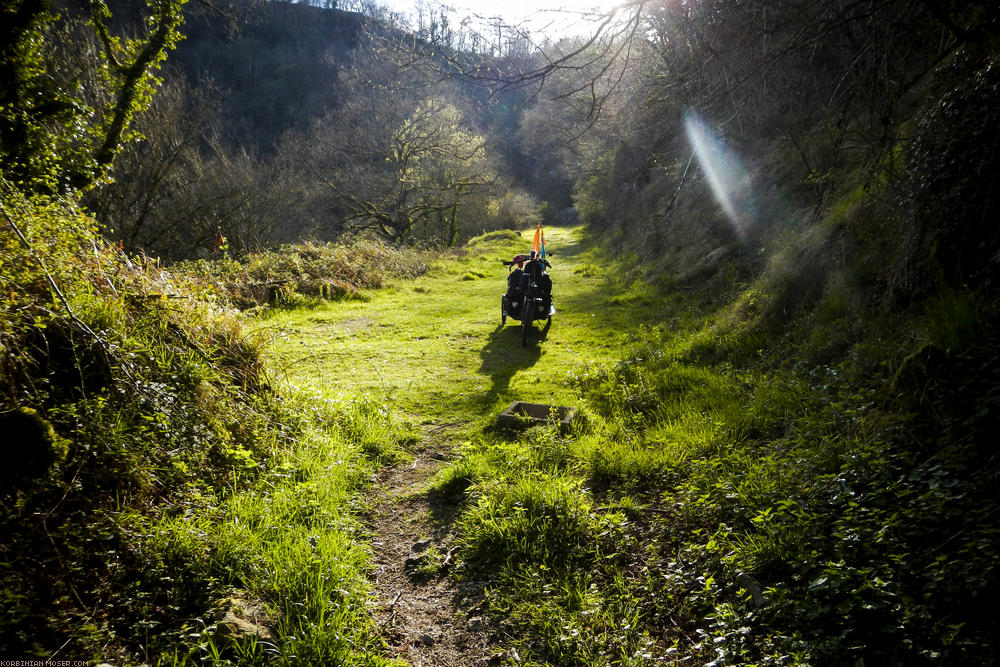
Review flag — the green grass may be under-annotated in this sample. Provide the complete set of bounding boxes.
[256,224,680,663]
[318,227,996,666]
[98,393,413,666]
[262,224,942,665]
[260,225,672,430]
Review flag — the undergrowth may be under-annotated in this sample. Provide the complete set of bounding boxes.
[0,183,416,663]
[437,244,1000,665]
[172,240,429,310]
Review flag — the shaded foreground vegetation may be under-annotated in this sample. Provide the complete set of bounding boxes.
[435,273,999,664]
[418,5,999,661]
[429,16,1000,657]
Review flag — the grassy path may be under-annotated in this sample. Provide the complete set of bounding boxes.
[263,225,656,431]
[258,225,668,664]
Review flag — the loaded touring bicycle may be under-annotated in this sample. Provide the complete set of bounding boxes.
[501,245,554,346]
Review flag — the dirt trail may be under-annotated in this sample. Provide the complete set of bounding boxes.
[366,430,501,666]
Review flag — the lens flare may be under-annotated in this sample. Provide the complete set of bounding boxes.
[684,112,754,240]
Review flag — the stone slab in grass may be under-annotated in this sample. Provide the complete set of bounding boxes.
[498,401,576,431]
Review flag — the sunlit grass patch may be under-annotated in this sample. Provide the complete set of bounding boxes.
[573,263,602,277]
[607,280,656,306]
[459,474,596,568]
[155,393,412,665]
[576,349,744,427]
[322,394,420,463]
[429,422,582,500]
[427,453,493,499]
[259,224,640,429]
[465,229,522,247]
[585,435,694,493]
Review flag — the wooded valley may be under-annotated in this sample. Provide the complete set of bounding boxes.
[2,0,998,664]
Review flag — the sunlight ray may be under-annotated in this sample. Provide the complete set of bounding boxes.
[684,112,754,240]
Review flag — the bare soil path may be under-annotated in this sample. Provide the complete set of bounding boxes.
[365,431,500,666]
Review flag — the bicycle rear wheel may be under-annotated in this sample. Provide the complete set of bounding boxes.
[521,298,533,346]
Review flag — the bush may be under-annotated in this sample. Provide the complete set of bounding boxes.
[173,239,429,309]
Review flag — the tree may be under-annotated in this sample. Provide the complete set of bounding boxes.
[296,34,504,245]
[0,0,187,193]
[328,95,496,244]
[86,74,220,256]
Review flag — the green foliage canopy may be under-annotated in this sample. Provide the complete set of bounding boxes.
[0,0,186,193]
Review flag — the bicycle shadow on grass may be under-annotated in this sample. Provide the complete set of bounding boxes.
[476,323,543,408]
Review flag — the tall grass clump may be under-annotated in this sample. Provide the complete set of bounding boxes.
[172,240,429,309]
[459,474,596,568]
[430,414,666,663]
[0,183,411,663]
[447,431,657,664]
